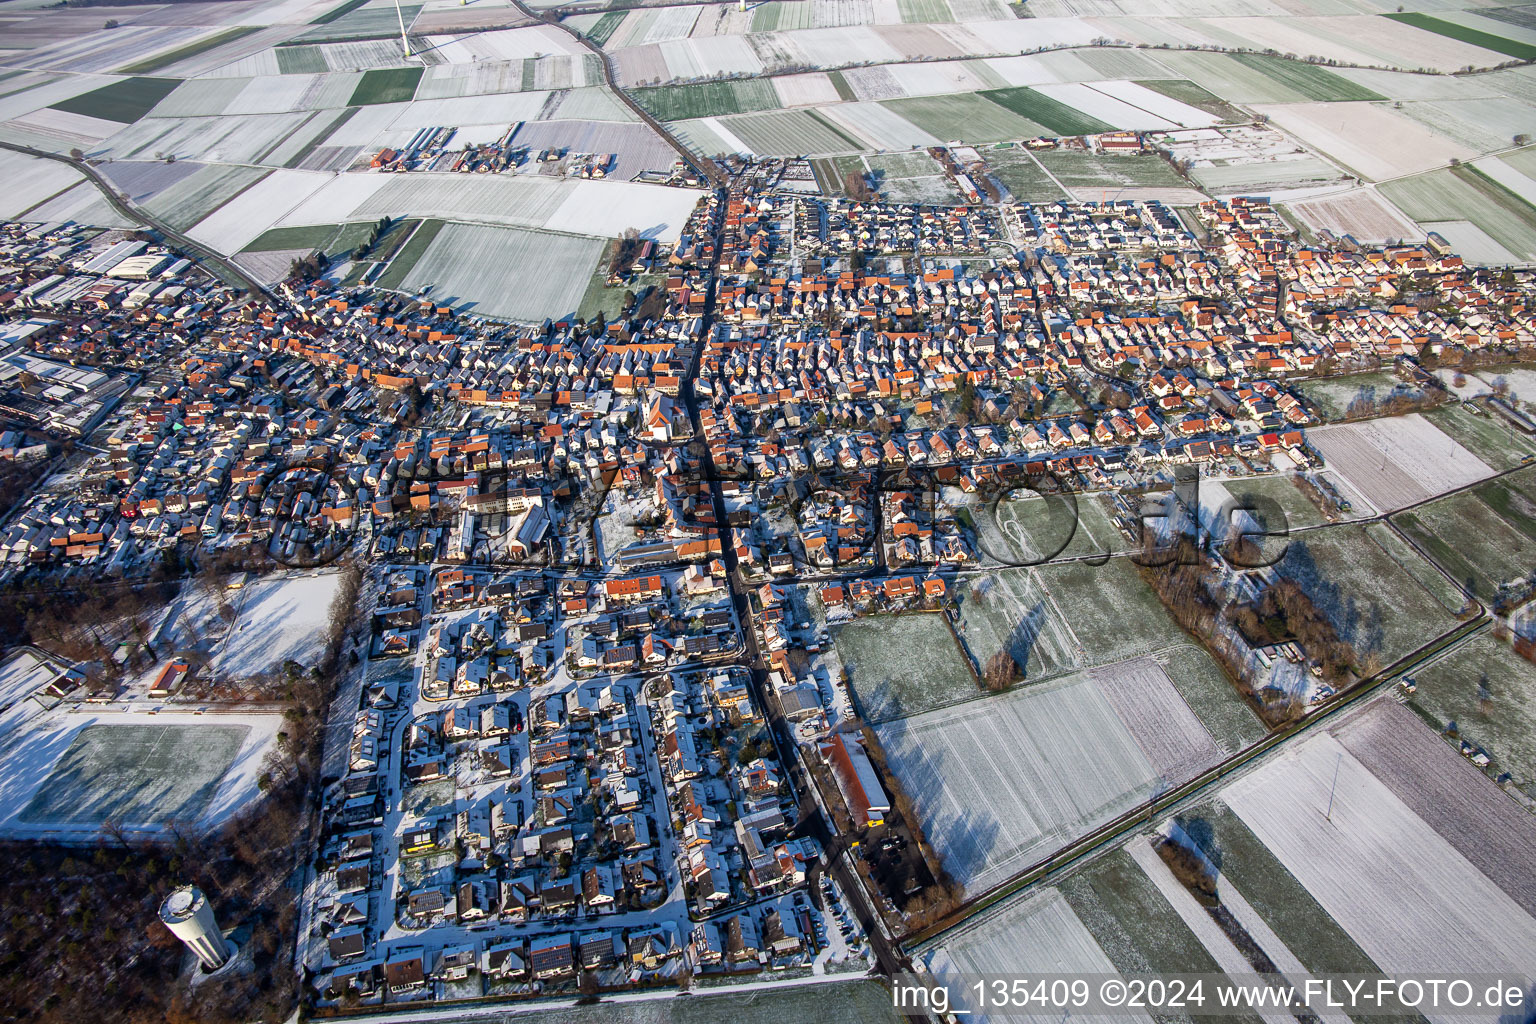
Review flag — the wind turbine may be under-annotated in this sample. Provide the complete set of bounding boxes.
[394,0,413,58]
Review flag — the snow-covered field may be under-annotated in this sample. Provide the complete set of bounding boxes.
[926,888,1143,1024]
[1307,414,1495,513]
[1224,729,1536,976]
[0,150,83,219]
[186,167,334,253]
[877,663,1220,894]
[213,571,344,680]
[0,709,282,838]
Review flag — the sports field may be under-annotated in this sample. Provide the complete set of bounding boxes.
[18,723,248,827]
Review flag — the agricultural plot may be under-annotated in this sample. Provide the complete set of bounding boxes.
[1384,166,1536,263]
[1271,523,1462,664]
[1396,96,1536,155]
[296,2,422,43]
[980,86,1113,137]
[1410,631,1536,797]
[1035,149,1189,194]
[490,978,902,1024]
[1190,158,1341,194]
[1157,644,1265,755]
[16,722,248,829]
[0,151,83,220]
[348,173,573,229]
[876,665,1221,894]
[140,163,270,231]
[1257,102,1473,183]
[115,26,261,75]
[213,571,344,680]
[1212,473,1330,532]
[717,109,860,157]
[1135,78,1247,122]
[925,889,1137,1017]
[839,66,906,103]
[952,567,1075,682]
[1393,488,1534,601]
[99,110,318,164]
[771,72,843,108]
[1055,847,1225,978]
[969,491,1124,565]
[348,65,422,105]
[1306,414,1495,513]
[819,102,940,151]
[416,60,530,100]
[48,76,178,124]
[147,77,255,119]
[986,148,1068,200]
[397,222,604,323]
[1228,54,1383,103]
[1335,700,1536,914]
[17,182,132,230]
[833,612,979,722]
[186,168,334,253]
[372,218,442,289]
[1286,189,1421,245]
[883,93,1044,144]
[1296,370,1416,421]
[637,79,778,120]
[1224,730,1536,974]
[1177,801,1384,976]
[1031,556,1184,667]
[1383,12,1536,62]
[543,180,705,242]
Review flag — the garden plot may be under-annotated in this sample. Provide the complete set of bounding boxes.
[0,710,282,839]
[1272,523,1461,664]
[819,102,940,151]
[213,571,344,680]
[0,151,83,219]
[543,180,704,242]
[833,612,978,722]
[1286,189,1421,245]
[1255,102,1474,183]
[1223,730,1536,975]
[397,222,604,322]
[953,567,1076,682]
[1296,369,1414,421]
[1306,414,1494,513]
[876,666,1219,895]
[185,167,333,253]
[140,163,270,231]
[1334,700,1536,916]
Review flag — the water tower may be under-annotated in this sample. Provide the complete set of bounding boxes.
[159,886,233,971]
